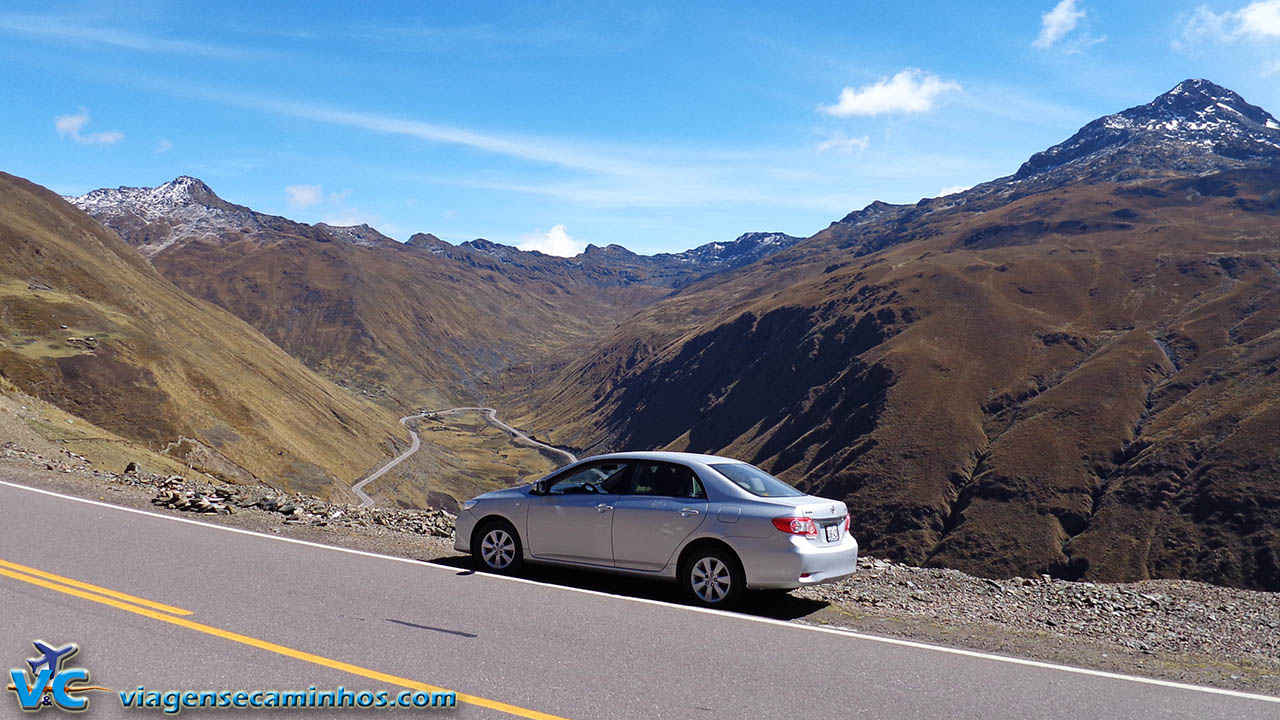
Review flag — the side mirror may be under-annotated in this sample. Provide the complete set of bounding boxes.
[531,480,548,496]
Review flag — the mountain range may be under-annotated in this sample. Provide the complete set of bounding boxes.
[70,178,801,408]
[505,79,1280,590]
[2,78,1276,589]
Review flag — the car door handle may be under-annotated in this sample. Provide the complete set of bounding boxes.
[596,504,613,513]
[678,508,701,517]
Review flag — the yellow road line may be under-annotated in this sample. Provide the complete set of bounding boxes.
[0,558,191,616]
[0,565,568,720]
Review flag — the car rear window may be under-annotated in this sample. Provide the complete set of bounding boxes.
[710,463,805,497]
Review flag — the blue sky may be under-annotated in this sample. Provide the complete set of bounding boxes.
[3,1,1279,255]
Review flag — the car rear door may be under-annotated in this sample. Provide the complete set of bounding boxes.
[611,461,709,571]
[525,460,629,566]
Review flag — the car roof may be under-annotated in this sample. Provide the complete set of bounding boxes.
[579,451,746,465]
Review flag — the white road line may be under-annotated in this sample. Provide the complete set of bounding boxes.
[1,477,1276,706]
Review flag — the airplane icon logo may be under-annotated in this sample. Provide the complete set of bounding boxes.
[28,642,77,677]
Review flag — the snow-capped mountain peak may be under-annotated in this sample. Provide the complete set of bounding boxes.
[69,175,231,218]
[661,231,803,267]
[68,177,398,257]
[1014,78,1280,181]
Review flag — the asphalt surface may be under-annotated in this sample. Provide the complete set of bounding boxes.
[2,478,1277,719]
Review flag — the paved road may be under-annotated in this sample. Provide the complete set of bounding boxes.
[351,413,426,507]
[351,408,575,508]
[430,407,577,465]
[2,479,1276,719]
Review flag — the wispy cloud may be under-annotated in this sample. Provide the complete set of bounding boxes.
[180,88,653,177]
[938,184,971,196]
[518,224,584,256]
[0,13,260,60]
[1035,0,1084,49]
[142,82,1019,220]
[155,138,174,153]
[1181,1,1280,44]
[285,184,323,208]
[820,69,961,117]
[1033,0,1106,52]
[54,108,123,145]
[815,133,870,153]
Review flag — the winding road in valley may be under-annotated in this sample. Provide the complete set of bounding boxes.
[350,407,576,507]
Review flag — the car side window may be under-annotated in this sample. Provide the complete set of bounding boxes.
[547,462,629,495]
[625,462,705,498]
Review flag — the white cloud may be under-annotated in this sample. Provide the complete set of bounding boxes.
[1183,1,1280,43]
[938,184,971,196]
[285,184,324,208]
[816,134,870,153]
[185,87,652,177]
[820,69,961,117]
[0,13,262,60]
[517,224,584,257]
[53,108,123,144]
[1238,0,1280,37]
[155,138,173,153]
[1034,0,1086,49]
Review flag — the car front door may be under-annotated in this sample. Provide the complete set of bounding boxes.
[525,460,630,566]
[611,461,709,571]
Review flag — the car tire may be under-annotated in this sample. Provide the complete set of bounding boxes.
[681,546,744,608]
[473,520,523,574]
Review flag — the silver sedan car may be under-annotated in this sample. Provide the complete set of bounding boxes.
[454,451,858,607]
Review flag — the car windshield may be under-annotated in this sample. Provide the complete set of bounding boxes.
[710,463,805,497]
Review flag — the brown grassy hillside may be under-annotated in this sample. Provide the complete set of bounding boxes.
[148,230,669,409]
[512,169,1280,590]
[0,172,403,497]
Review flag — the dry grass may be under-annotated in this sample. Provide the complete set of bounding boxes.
[0,172,405,497]
[0,376,201,478]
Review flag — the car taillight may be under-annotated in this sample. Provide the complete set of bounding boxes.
[842,514,850,532]
[772,517,818,536]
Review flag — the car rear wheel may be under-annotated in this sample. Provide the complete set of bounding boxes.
[681,547,744,608]
[474,520,523,574]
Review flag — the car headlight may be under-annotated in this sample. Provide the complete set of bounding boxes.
[462,499,478,512]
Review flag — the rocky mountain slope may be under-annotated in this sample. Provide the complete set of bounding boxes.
[0,172,404,497]
[70,182,798,408]
[508,80,1280,590]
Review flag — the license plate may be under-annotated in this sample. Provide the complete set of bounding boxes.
[824,524,840,543]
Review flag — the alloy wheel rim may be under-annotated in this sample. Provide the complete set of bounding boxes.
[481,529,515,569]
[691,557,731,602]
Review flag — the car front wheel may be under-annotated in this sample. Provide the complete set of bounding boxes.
[681,547,744,608]
[473,520,523,574]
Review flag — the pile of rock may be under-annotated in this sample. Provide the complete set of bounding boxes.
[136,473,456,538]
[152,486,234,514]
[798,555,1280,667]
[2,444,457,539]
